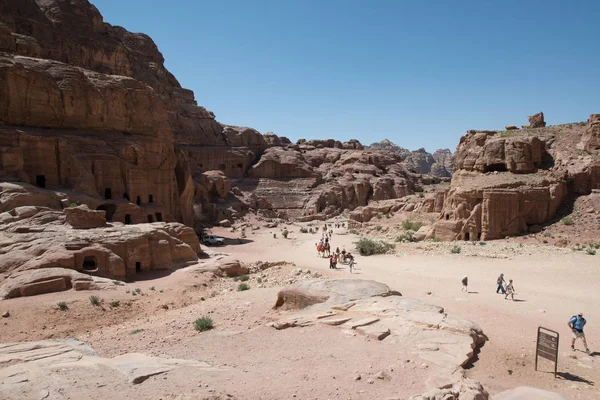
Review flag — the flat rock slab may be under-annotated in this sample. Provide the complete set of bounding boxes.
[356,323,391,340]
[0,339,221,393]
[319,317,352,326]
[347,317,380,329]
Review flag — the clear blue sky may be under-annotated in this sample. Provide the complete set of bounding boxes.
[92,0,599,152]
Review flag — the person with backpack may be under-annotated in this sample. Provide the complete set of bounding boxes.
[568,313,591,354]
[496,273,506,294]
[461,275,468,292]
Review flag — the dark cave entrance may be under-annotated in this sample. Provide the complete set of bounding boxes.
[82,256,98,272]
[36,175,46,188]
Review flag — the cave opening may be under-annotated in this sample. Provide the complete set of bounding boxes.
[125,214,132,224]
[485,163,508,173]
[136,196,141,206]
[155,212,163,222]
[149,194,154,203]
[82,256,98,272]
[147,214,154,223]
[464,232,470,241]
[123,192,130,201]
[104,188,112,200]
[36,175,46,188]
[135,262,141,272]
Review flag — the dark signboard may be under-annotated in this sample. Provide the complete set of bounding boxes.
[535,326,559,377]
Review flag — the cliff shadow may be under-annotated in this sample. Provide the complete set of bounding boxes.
[224,237,254,246]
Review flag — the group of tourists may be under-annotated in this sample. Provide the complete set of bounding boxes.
[314,223,355,273]
[495,273,516,300]
[462,273,592,355]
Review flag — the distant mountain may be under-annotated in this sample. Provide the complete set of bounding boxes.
[367,139,455,178]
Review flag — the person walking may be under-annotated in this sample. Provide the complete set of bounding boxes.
[461,275,468,292]
[568,313,591,354]
[349,258,354,274]
[504,279,516,300]
[496,273,506,294]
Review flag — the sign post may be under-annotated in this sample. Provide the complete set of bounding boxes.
[535,326,559,378]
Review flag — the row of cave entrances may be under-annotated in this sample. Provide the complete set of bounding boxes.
[82,256,142,274]
[104,188,153,205]
[95,204,162,224]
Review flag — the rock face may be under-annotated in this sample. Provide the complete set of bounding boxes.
[271,279,487,394]
[578,114,600,151]
[431,118,600,241]
[368,140,455,178]
[65,205,107,229]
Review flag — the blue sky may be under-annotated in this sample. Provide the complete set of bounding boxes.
[92,0,599,151]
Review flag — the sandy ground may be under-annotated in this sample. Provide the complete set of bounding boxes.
[1,220,599,399]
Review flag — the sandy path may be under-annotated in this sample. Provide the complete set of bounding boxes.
[222,225,600,399]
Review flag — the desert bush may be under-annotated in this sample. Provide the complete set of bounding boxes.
[396,231,414,243]
[300,227,308,233]
[134,288,142,294]
[349,229,359,235]
[110,301,120,308]
[194,316,214,332]
[586,247,597,256]
[561,217,574,226]
[237,283,250,291]
[257,277,263,284]
[233,275,249,282]
[479,242,487,246]
[417,192,425,198]
[89,295,101,306]
[356,237,395,256]
[130,329,144,335]
[432,237,441,242]
[402,220,422,231]
[210,291,218,298]
[450,245,461,254]
[282,229,289,238]
[57,301,68,311]
[375,225,382,231]
[149,286,155,291]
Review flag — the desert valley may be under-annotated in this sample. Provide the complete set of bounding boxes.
[1,1,599,399]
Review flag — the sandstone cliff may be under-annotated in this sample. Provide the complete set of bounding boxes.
[429,118,600,241]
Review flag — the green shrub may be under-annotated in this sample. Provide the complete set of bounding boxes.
[375,225,382,231]
[237,283,250,291]
[450,245,461,254]
[300,227,308,233]
[233,275,249,282]
[194,316,214,332]
[561,217,574,226]
[149,286,155,291]
[432,237,442,242]
[110,301,120,308]
[356,237,395,256]
[586,247,597,256]
[282,229,289,238]
[257,278,263,284]
[89,295,101,306]
[402,220,422,231]
[479,242,487,246]
[57,301,68,311]
[210,291,218,298]
[134,288,142,294]
[349,229,358,235]
[396,231,414,243]
[130,329,144,335]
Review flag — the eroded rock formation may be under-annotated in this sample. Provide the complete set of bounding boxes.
[368,140,455,178]
[431,117,600,241]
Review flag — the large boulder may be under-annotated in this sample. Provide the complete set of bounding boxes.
[64,205,107,229]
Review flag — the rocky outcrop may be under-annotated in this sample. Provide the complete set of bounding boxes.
[578,114,600,151]
[367,140,455,178]
[525,111,546,128]
[454,131,545,174]
[0,207,202,282]
[271,279,487,394]
[430,116,600,241]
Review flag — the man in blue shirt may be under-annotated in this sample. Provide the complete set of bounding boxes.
[568,312,591,355]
